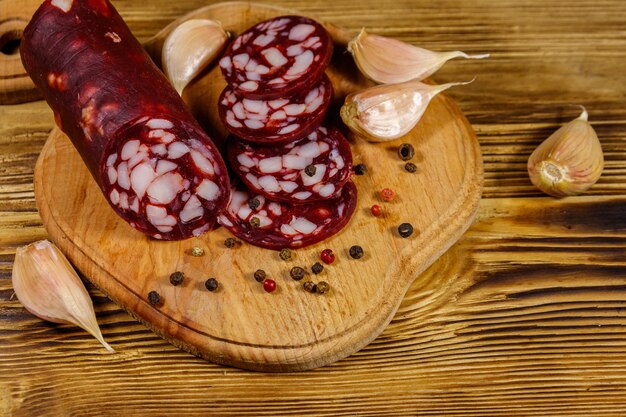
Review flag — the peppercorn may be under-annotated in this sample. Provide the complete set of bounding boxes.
[371,204,382,217]
[404,162,417,173]
[349,245,364,259]
[224,237,239,248]
[320,249,335,264]
[290,266,305,281]
[398,222,414,238]
[303,281,317,293]
[250,216,261,228]
[205,278,219,292]
[353,163,368,175]
[148,290,161,306]
[263,279,276,293]
[190,246,205,257]
[169,271,184,286]
[316,281,330,294]
[254,269,266,283]
[398,143,415,161]
[381,188,395,202]
[248,197,261,210]
[304,164,317,177]
[311,262,323,274]
[279,248,292,261]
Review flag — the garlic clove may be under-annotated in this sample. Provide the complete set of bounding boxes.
[347,29,489,85]
[162,19,230,95]
[527,106,604,197]
[340,79,473,142]
[12,240,114,353]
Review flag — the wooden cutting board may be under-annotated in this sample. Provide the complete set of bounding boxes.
[33,1,483,371]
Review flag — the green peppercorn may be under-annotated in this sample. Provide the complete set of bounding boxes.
[303,281,317,293]
[248,197,260,210]
[353,163,367,175]
[224,237,239,248]
[304,164,317,177]
[398,143,415,161]
[279,248,292,261]
[250,217,261,228]
[311,262,323,274]
[316,281,330,294]
[254,269,266,283]
[290,266,305,281]
[349,245,364,259]
[190,246,205,257]
[169,271,184,286]
[398,222,414,238]
[205,278,219,292]
[148,290,161,306]
[404,162,417,173]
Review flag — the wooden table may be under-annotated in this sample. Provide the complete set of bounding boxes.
[1,0,625,415]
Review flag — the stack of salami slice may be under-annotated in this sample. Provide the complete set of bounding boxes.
[217,16,357,249]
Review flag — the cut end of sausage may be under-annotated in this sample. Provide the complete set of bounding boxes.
[219,15,333,99]
[102,117,230,240]
[218,181,357,249]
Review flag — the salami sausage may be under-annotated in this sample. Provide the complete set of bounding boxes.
[218,74,333,144]
[20,0,229,240]
[228,126,352,203]
[218,181,357,249]
[219,15,333,99]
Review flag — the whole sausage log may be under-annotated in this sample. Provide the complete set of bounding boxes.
[21,0,230,240]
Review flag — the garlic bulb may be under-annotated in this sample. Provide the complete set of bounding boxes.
[340,79,473,142]
[12,240,114,352]
[162,19,229,95]
[348,29,489,84]
[527,107,604,197]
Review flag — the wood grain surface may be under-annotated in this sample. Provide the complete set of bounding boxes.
[2,0,626,414]
[34,1,481,372]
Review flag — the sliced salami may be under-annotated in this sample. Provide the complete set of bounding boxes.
[21,0,229,240]
[228,126,353,203]
[218,74,333,144]
[218,181,357,249]
[219,15,333,99]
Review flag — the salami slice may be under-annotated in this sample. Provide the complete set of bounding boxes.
[20,0,229,240]
[218,181,357,249]
[228,126,353,203]
[219,15,333,99]
[218,74,333,144]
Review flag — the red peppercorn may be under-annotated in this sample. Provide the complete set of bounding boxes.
[381,188,395,202]
[371,204,382,217]
[320,249,335,264]
[263,279,276,293]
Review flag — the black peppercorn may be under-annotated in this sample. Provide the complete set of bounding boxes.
[254,269,266,283]
[303,281,317,293]
[279,248,292,261]
[304,164,317,177]
[316,281,330,294]
[311,262,323,274]
[205,278,219,292]
[248,197,260,210]
[148,290,161,306]
[353,163,367,175]
[398,143,415,161]
[250,217,261,228]
[169,271,184,286]
[398,222,414,238]
[290,266,305,281]
[404,162,417,173]
[349,245,364,259]
[224,237,239,248]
